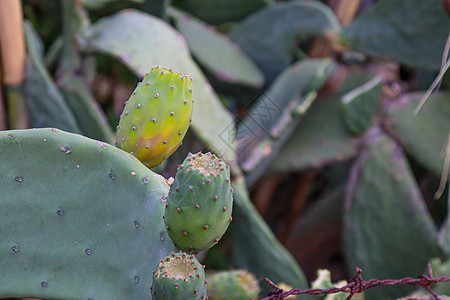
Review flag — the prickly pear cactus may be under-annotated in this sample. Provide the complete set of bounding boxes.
[207,270,260,300]
[151,252,208,299]
[116,66,194,168]
[164,152,233,253]
[0,128,176,299]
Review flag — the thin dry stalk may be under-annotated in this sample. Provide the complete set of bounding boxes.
[0,0,28,129]
[253,175,284,216]
[434,129,450,199]
[0,83,5,130]
[0,0,26,85]
[334,0,361,26]
[414,34,450,114]
[279,170,316,243]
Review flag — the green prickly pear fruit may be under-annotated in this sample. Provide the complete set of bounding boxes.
[164,152,233,253]
[151,252,208,299]
[116,66,193,168]
[207,270,260,300]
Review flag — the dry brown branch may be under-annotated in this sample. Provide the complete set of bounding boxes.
[334,0,361,26]
[253,175,284,216]
[414,34,450,114]
[0,84,5,130]
[0,0,26,85]
[279,170,316,243]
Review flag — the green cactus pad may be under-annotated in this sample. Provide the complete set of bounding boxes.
[116,66,193,168]
[151,252,207,299]
[164,152,233,253]
[0,128,176,299]
[207,270,260,300]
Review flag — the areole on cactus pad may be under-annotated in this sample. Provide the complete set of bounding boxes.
[116,66,194,169]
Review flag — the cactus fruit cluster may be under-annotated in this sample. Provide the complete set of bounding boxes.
[151,252,208,299]
[116,66,194,169]
[0,67,236,299]
[164,152,233,253]
[207,270,260,300]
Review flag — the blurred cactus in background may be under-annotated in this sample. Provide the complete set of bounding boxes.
[0,0,449,299]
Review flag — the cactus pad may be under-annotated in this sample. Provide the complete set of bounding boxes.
[151,252,207,299]
[116,66,193,168]
[0,128,175,299]
[207,270,260,300]
[164,152,233,253]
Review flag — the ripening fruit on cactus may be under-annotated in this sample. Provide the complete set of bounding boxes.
[151,252,208,300]
[207,270,260,300]
[116,66,193,168]
[164,152,233,253]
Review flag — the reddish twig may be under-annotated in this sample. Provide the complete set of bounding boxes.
[255,264,450,300]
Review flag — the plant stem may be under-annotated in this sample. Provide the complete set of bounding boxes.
[0,0,28,129]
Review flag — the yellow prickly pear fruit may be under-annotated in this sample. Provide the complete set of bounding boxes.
[116,66,193,168]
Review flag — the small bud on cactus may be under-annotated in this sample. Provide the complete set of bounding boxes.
[151,252,207,299]
[207,270,260,300]
[116,66,193,168]
[164,152,233,253]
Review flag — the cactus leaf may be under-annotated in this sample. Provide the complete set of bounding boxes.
[340,0,450,71]
[81,0,144,10]
[57,0,115,143]
[171,0,274,25]
[269,70,375,174]
[0,128,175,299]
[59,75,115,143]
[238,58,335,184]
[169,8,264,89]
[229,0,340,83]
[341,76,382,136]
[344,131,441,299]
[439,217,450,257]
[23,22,81,134]
[385,92,450,176]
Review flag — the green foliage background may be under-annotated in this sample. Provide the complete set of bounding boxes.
[0,0,449,299]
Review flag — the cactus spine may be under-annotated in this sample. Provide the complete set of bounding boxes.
[164,152,233,253]
[151,252,208,299]
[116,66,193,168]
